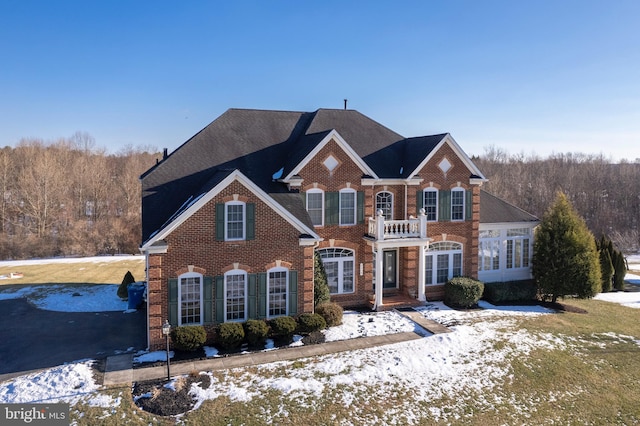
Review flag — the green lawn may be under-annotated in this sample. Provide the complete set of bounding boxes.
[0,257,145,285]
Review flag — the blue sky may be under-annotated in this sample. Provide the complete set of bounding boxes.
[1,1,638,160]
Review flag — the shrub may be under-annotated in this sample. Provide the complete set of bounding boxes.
[314,251,330,307]
[216,322,245,350]
[482,280,537,303]
[296,313,326,334]
[444,277,484,308]
[316,302,343,327]
[269,316,297,338]
[243,319,270,347]
[170,325,207,352]
[117,270,135,300]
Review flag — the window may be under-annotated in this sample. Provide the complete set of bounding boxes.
[226,202,245,240]
[424,242,463,285]
[179,273,202,325]
[376,191,393,220]
[479,229,501,272]
[224,270,247,321]
[318,248,355,294]
[507,228,531,269]
[451,188,465,221]
[306,190,324,227]
[423,189,438,221]
[268,267,288,318]
[339,189,356,225]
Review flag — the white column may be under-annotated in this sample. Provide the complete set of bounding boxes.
[418,244,426,302]
[376,209,385,241]
[419,208,427,239]
[374,247,384,310]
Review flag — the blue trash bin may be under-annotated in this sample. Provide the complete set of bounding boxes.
[127,283,146,310]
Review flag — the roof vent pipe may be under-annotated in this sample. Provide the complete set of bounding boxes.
[163,148,168,159]
[344,99,347,110]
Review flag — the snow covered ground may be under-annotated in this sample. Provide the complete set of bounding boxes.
[1,257,639,423]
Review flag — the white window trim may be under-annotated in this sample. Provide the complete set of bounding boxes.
[225,201,246,241]
[451,188,465,221]
[376,191,394,220]
[339,188,357,226]
[178,271,203,326]
[267,266,289,318]
[224,269,248,322]
[423,188,438,222]
[306,189,324,227]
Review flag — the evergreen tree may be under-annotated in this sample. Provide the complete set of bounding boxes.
[117,270,136,300]
[612,250,627,291]
[532,192,602,303]
[599,246,613,293]
[313,251,330,308]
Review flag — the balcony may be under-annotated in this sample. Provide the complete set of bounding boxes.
[367,209,428,241]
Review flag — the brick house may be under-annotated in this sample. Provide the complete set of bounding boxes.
[140,108,538,350]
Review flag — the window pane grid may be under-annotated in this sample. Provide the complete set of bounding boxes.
[226,204,244,240]
[269,270,287,317]
[451,190,464,221]
[307,192,323,226]
[376,192,393,220]
[340,192,355,225]
[423,190,437,221]
[226,273,246,321]
[180,276,201,325]
[318,248,355,294]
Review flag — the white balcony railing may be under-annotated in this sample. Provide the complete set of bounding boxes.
[367,209,428,241]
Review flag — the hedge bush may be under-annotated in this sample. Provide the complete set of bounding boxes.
[482,280,537,303]
[269,316,297,338]
[296,313,326,334]
[243,319,270,347]
[216,322,245,350]
[170,325,207,352]
[444,277,484,308]
[316,302,343,327]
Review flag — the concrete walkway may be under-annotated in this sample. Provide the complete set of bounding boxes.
[103,308,451,386]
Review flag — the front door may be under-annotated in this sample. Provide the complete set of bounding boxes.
[383,249,397,289]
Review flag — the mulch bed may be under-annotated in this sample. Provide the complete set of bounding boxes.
[133,373,211,417]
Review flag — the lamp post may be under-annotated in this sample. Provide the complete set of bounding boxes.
[161,320,171,381]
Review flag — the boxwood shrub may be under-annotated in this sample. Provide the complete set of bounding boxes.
[483,280,537,303]
[216,322,245,350]
[444,276,484,309]
[269,316,297,339]
[243,319,270,347]
[296,313,326,334]
[170,325,207,352]
[315,302,343,327]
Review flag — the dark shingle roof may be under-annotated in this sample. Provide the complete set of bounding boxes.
[480,190,539,224]
[141,108,468,242]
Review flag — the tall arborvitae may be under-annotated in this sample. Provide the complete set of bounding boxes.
[599,246,614,293]
[313,251,330,308]
[533,192,602,303]
[612,250,627,291]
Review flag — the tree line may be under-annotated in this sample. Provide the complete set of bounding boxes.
[475,147,640,253]
[0,133,160,259]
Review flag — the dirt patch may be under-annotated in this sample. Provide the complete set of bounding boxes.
[133,373,211,417]
[541,301,588,314]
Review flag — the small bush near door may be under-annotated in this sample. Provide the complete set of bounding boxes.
[316,302,344,327]
[296,313,326,333]
[216,322,245,350]
[243,319,269,347]
[444,277,484,309]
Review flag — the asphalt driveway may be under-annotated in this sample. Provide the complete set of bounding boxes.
[0,297,146,376]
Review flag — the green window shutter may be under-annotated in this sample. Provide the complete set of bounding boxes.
[357,191,365,224]
[416,190,424,213]
[439,190,451,221]
[203,276,213,324]
[248,273,257,319]
[246,203,255,240]
[325,192,339,225]
[215,203,225,241]
[214,275,224,323]
[168,278,178,326]
[465,190,472,221]
[288,270,298,316]
[258,272,267,319]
